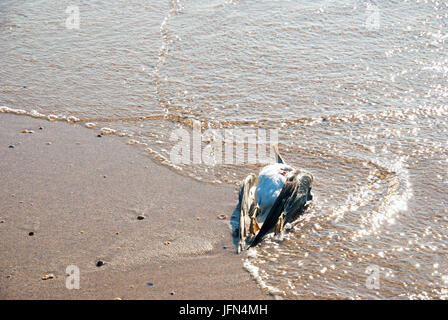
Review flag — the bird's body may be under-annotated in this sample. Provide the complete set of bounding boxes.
[237,146,313,253]
[255,163,293,223]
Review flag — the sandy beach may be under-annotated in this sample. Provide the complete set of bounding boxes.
[2,0,448,300]
[0,113,269,300]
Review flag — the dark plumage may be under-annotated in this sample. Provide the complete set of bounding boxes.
[236,145,313,252]
[250,170,313,248]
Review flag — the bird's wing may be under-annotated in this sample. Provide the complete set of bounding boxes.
[283,173,313,224]
[238,173,258,253]
[249,170,313,248]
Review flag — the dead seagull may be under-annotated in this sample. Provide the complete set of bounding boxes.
[236,145,313,253]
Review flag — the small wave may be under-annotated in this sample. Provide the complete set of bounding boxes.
[243,248,284,295]
[352,157,412,240]
[0,106,80,123]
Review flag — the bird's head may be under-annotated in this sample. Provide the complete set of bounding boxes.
[278,164,294,178]
[289,170,313,201]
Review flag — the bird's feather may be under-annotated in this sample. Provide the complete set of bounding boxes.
[256,163,292,220]
[238,173,258,253]
[249,170,313,248]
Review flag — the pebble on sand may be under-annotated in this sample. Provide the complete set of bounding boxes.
[45,142,52,145]
[0,220,5,223]
[137,215,145,220]
[22,129,34,134]
[170,291,175,296]
[42,274,54,280]
[217,214,227,220]
[164,241,171,245]
[8,145,14,148]
[96,260,105,267]
[28,232,34,236]
[196,217,201,221]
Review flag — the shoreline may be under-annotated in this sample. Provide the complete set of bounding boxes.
[0,113,270,299]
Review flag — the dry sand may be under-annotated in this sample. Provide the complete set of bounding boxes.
[0,113,269,300]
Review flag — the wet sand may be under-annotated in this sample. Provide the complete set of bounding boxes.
[0,113,269,300]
